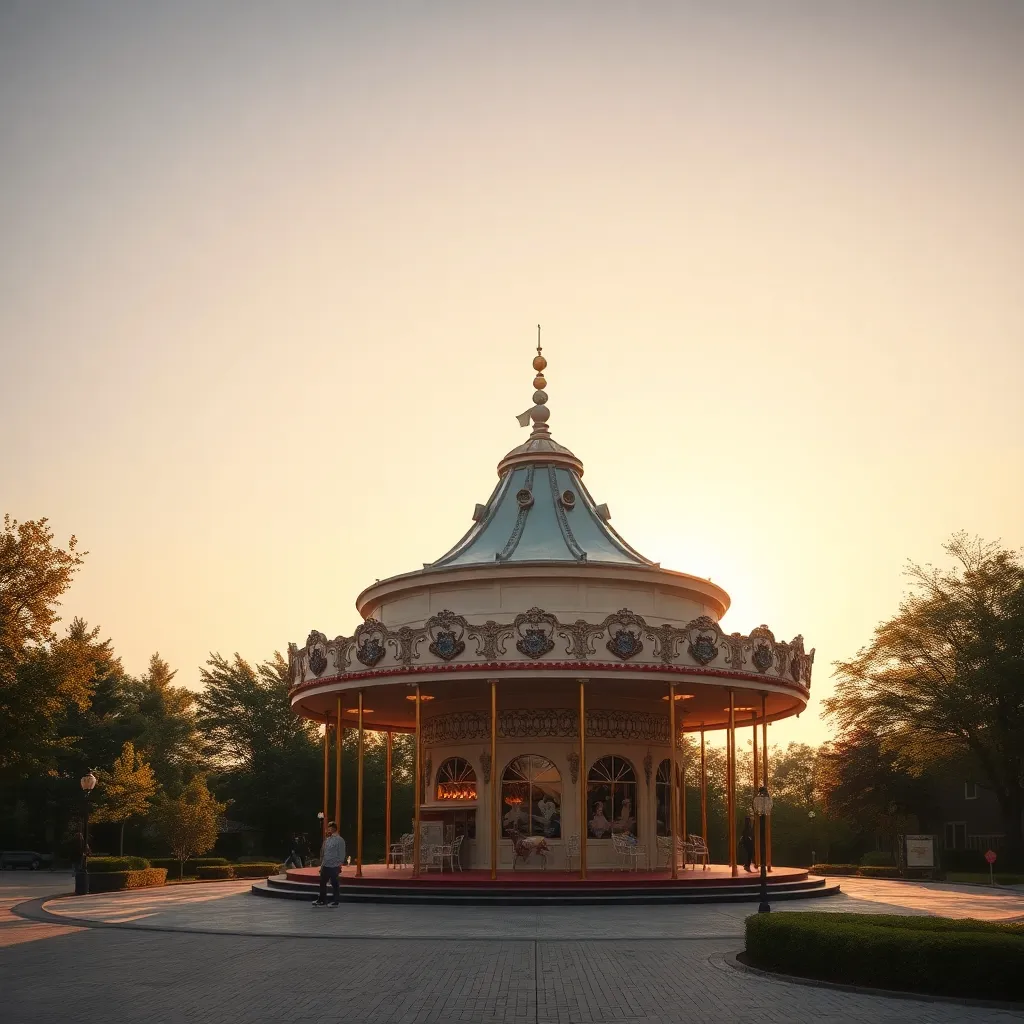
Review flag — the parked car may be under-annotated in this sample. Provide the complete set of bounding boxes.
[0,850,53,870]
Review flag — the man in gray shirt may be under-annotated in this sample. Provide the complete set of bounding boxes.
[313,820,346,907]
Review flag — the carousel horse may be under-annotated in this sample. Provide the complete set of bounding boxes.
[507,827,550,870]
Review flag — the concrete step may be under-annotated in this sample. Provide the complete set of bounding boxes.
[251,874,840,906]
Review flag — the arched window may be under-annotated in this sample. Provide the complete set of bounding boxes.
[501,755,561,838]
[656,759,679,837]
[435,757,477,802]
[587,756,637,838]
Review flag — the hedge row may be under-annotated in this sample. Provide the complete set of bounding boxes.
[745,912,1024,1002]
[811,864,905,878]
[87,868,168,892]
[195,863,281,880]
[87,856,149,872]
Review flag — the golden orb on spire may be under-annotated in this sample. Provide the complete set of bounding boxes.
[533,354,547,372]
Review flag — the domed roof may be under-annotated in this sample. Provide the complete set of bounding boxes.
[428,338,656,569]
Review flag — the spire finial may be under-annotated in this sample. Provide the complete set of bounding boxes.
[515,326,551,436]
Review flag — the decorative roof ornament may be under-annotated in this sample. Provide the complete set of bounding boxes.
[515,325,551,439]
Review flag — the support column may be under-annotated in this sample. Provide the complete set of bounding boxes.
[356,690,364,877]
[668,682,678,880]
[700,725,708,870]
[489,679,498,881]
[578,678,587,881]
[680,748,687,853]
[752,710,760,869]
[385,731,393,867]
[322,719,330,840]
[412,685,422,879]
[762,695,771,872]
[335,697,343,832]
[728,690,737,877]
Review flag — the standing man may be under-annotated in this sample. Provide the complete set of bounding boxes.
[313,820,345,908]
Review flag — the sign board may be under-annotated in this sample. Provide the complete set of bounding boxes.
[905,834,934,868]
[985,849,997,865]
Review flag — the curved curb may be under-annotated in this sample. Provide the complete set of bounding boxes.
[12,895,747,943]
[724,950,1024,1012]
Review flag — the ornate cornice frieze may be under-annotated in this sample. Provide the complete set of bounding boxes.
[421,708,677,746]
[290,608,815,694]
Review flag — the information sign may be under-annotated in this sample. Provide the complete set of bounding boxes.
[905,834,934,868]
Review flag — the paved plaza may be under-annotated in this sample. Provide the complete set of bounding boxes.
[2,873,1022,1023]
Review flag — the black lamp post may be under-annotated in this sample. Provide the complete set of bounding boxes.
[753,785,773,913]
[75,770,98,896]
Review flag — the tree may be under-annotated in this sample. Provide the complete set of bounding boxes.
[92,741,157,855]
[825,534,1024,855]
[151,776,224,877]
[195,652,321,851]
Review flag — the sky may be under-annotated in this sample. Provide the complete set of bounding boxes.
[2,1,1022,748]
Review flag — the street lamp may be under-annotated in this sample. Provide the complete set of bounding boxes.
[75,770,98,896]
[752,785,774,913]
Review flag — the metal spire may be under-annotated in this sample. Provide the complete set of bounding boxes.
[516,325,551,437]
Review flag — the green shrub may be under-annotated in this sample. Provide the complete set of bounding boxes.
[87,856,149,872]
[150,857,229,879]
[195,865,234,879]
[230,862,282,878]
[859,851,894,867]
[87,868,167,893]
[809,864,858,875]
[857,866,903,878]
[745,912,1024,1001]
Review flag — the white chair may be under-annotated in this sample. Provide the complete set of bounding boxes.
[656,835,673,869]
[389,832,412,868]
[440,834,464,872]
[565,833,580,870]
[688,834,710,870]
[612,832,648,871]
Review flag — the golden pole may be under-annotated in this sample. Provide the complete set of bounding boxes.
[322,719,330,841]
[668,682,678,880]
[489,679,498,881]
[356,690,364,877]
[412,685,421,879]
[752,710,760,869]
[579,678,587,880]
[762,694,771,872]
[385,731,393,868]
[728,689,737,877]
[700,724,708,870]
[335,696,342,832]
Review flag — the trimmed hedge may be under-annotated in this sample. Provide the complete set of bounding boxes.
[859,851,895,867]
[745,912,1024,1002]
[196,865,234,880]
[230,862,282,878]
[856,866,904,878]
[810,864,859,875]
[87,856,149,872]
[87,868,167,892]
[942,848,987,873]
[150,857,229,880]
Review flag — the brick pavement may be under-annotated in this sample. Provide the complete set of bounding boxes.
[1,928,1021,1024]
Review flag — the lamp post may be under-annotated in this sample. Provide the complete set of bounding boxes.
[808,809,816,867]
[76,770,98,895]
[753,785,773,913]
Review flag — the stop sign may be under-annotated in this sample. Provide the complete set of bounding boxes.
[985,849,997,865]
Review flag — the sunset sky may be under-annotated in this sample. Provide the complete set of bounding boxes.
[2,2,1022,748]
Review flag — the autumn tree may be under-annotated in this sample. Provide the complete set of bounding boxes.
[92,741,157,855]
[0,517,88,781]
[151,776,225,877]
[825,534,1024,856]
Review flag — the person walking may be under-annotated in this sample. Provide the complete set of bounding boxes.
[740,815,755,872]
[284,835,304,869]
[312,821,345,908]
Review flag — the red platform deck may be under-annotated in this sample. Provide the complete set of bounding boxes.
[285,864,809,888]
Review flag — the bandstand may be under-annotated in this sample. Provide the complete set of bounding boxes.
[270,343,830,904]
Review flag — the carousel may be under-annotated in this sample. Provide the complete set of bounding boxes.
[271,341,827,903]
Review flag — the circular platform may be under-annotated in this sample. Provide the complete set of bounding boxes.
[254,864,839,905]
